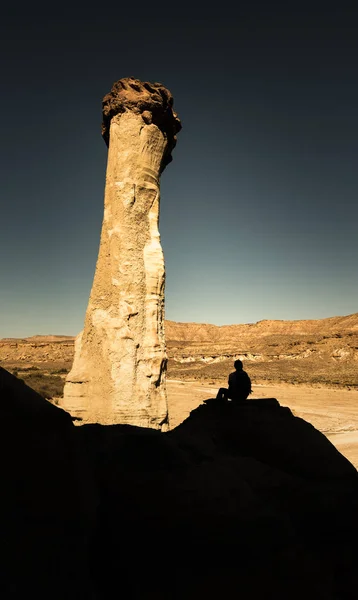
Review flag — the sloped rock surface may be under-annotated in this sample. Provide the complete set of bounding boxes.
[0,368,97,598]
[83,399,358,599]
[1,368,358,598]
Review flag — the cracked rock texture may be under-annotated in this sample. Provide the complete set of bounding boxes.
[62,78,181,428]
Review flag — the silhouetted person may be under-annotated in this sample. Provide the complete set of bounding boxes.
[216,360,252,402]
[228,360,252,401]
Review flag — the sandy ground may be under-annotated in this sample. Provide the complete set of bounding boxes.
[167,379,358,469]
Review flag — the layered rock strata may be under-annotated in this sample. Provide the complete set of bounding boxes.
[63,78,181,428]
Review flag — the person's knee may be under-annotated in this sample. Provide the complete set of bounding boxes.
[216,387,228,400]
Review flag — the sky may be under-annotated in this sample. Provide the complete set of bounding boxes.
[1,5,357,336]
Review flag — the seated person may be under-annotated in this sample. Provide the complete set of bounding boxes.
[216,360,252,402]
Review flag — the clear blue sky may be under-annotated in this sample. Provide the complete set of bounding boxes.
[1,6,357,337]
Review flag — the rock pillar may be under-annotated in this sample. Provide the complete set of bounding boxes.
[62,78,181,429]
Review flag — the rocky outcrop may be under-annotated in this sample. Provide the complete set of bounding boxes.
[63,78,181,429]
[75,399,358,599]
[0,368,97,598]
[2,369,358,598]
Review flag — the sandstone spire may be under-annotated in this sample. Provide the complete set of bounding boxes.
[62,78,181,429]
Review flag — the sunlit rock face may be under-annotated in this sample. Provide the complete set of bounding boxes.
[63,78,181,429]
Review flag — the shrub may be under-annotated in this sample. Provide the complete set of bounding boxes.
[21,373,65,399]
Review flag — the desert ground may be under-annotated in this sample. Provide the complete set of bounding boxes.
[167,379,358,468]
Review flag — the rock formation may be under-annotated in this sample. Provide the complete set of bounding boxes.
[4,370,358,599]
[63,78,181,428]
[0,368,98,598]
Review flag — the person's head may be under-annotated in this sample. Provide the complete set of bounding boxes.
[234,359,243,371]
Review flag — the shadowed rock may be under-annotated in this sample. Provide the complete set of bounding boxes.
[86,398,358,598]
[3,370,358,598]
[0,368,98,598]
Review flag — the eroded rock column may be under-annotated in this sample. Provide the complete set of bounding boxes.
[62,78,181,428]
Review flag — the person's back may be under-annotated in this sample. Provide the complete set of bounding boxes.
[228,360,252,402]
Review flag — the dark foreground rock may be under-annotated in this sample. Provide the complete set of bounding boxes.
[1,367,358,599]
[0,368,98,599]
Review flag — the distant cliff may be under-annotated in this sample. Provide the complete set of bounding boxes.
[165,312,358,341]
[1,313,358,387]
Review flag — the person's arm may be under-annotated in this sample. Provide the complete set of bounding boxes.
[245,373,252,394]
[228,372,235,393]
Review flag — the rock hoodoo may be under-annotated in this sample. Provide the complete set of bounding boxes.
[62,78,181,428]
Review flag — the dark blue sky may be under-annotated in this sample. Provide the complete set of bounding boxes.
[1,6,357,336]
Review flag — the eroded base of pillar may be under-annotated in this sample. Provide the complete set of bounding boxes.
[62,341,169,430]
[61,394,168,430]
